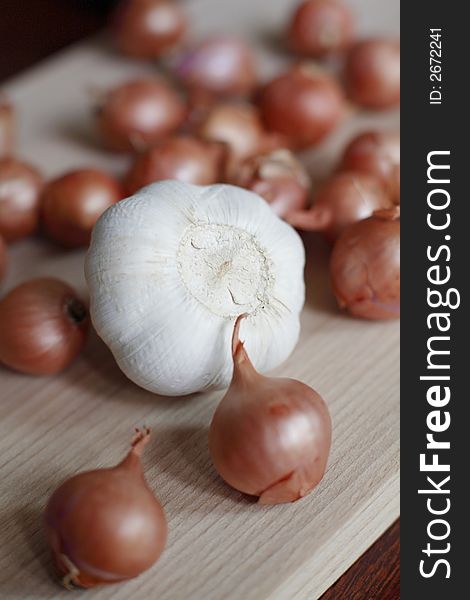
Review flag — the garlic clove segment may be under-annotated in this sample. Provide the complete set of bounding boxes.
[85,181,305,396]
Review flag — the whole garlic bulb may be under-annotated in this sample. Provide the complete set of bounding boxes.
[85,181,305,396]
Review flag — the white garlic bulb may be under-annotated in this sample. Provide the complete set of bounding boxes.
[85,181,305,396]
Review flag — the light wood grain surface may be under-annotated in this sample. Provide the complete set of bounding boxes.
[0,1,399,599]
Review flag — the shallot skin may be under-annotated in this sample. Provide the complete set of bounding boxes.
[0,235,7,280]
[345,39,400,109]
[41,169,123,247]
[0,100,14,158]
[197,103,268,179]
[340,130,400,203]
[209,317,332,505]
[234,149,311,218]
[96,79,186,152]
[0,278,89,375]
[288,0,354,58]
[258,65,344,149]
[0,158,44,242]
[174,37,257,99]
[44,429,167,589]
[125,135,225,194]
[287,171,392,241]
[330,207,400,319]
[112,0,187,59]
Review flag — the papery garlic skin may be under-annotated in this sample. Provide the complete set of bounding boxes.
[85,181,305,396]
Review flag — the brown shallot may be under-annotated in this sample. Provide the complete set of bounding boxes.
[125,135,225,194]
[44,428,167,589]
[258,64,344,149]
[0,235,7,281]
[234,149,311,217]
[41,169,123,247]
[197,103,269,179]
[0,278,89,375]
[96,78,186,152]
[0,158,44,242]
[111,0,187,59]
[287,171,392,241]
[287,0,354,58]
[209,315,332,505]
[174,37,257,99]
[340,130,400,202]
[345,39,400,109]
[330,206,400,319]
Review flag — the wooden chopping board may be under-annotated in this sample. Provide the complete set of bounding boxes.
[0,1,399,599]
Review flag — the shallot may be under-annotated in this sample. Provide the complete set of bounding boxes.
[287,171,392,241]
[330,206,400,319]
[287,0,354,58]
[0,158,44,242]
[0,278,89,375]
[174,37,257,99]
[345,39,400,109]
[96,78,186,152]
[44,428,167,589]
[111,0,187,59]
[0,235,7,281]
[209,315,332,504]
[197,103,269,179]
[258,64,344,149]
[340,130,400,202]
[41,169,123,247]
[125,135,225,194]
[234,149,311,217]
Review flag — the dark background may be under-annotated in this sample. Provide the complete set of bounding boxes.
[0,1,400,598]
[0,0,112,82]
